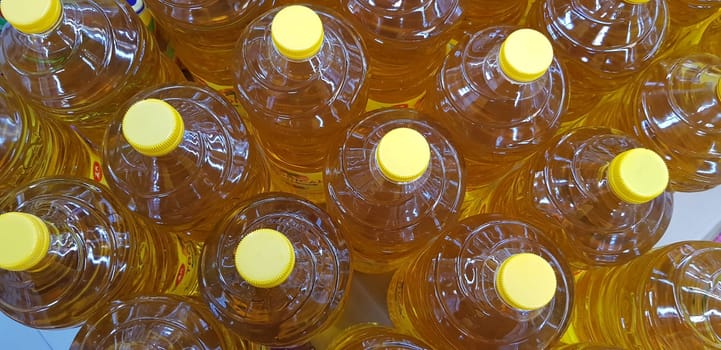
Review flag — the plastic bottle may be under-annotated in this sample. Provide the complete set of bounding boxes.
[0,0,184,148]
[419,27,565,217]
[662,1,721,55]
[103,82,268,241]
[0,78,104,194]
[328,323,432,350]
[143,0,273,113]
[200,192,352,348]
[324,108,465,274]
[234,5,368,204]
[341,0,461,110]
[71,294,261,350]
[490,127,673,270]
[564,241,721,349]
[387,213,573,349]
[701,16,721,56]
[457,0,527,37]
[581,53,721,192]
[526,0,668,125]
[0,176,200,329]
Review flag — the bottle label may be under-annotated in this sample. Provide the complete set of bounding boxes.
[268,160,324,198]
[79,141,107,185]
[193,76,245,115]
[559,324,581,344]
[128,0,156,33]
[365,92,426,112]
[166,238,200,295]
[446,38,459,55]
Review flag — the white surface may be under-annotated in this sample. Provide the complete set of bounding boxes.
[2,186,721,349]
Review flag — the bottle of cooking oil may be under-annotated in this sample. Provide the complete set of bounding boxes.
[457,0,527,37]
[387,213,573,349]
[565,241,721,349]
[420,27,565,217]
[0,0,184,148]
[0,78,104,195]
[701,16,721,56]
[0,176,201,329]
[71,294,262,350]
[662,1,721,55]
[341,0,461,110]
[200,192,352,348]
[234,5,368,204]
[489,127,673,270]
[324,108,465,274]
[103,82,268,241]
[143,0,273,113]
[582,53,721,192]
[328,323,432,350]
[526,0,668,125]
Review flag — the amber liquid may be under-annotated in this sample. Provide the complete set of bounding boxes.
[458,0,527,36]
[328,323,431,349]
[662,2,721,56]
[581,54,721,192]
[235,6,368,204]
[0,177,201,329]
[200,193,352,348]
[324,108,464,274]
[387,214,573,349]
[342,0,461,108]
[0,80,97,195]
[567,241,721,348]
[489,127,673,270]
[0,0,183,148]
[71,295,259,350]
[103,83,269,241]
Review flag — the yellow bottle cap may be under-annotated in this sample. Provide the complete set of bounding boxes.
[234,228,295,288]
[608,148,669,204]
[122,98,185,157]
[0,212,51,271]
[271,5,324,60]
[716,78,721,101]
[623,0,650,4]
[1,0,62,34]
[375,127,431,182]
[496,253,557,311]
[499,28,554,83]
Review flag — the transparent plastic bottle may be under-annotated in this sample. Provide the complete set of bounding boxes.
[701,16,721,56]
[582,54,721,192]
[663,1,721,55]
[490,127,673,270]
[200,192,352,348]
[234,5,368,204]
[419,27,565,216]
[526,0,668,124]
[324,108,465,274]
[143,0,274,112]
[0,176,201,329]
[103,82,268,241]
[328,323,432,350]
[457,0,527,37]
[341,0,461,110]
[387,214,573,349]
[564,241,721,349]
[71,294,261,350]
[0,0,184,148]
[0,78,104,195]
